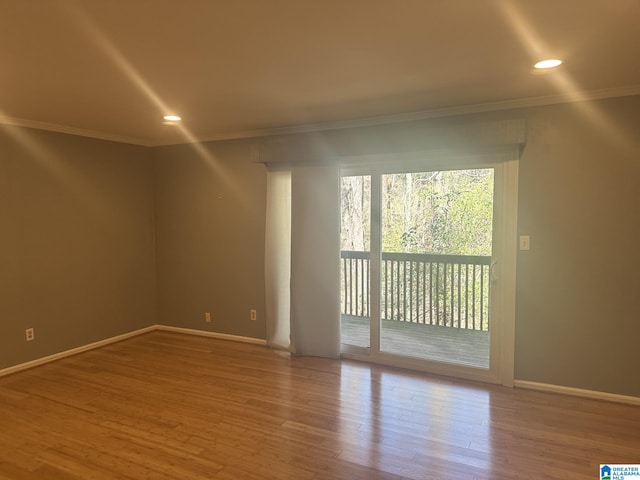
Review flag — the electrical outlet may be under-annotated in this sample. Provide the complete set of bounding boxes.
[25,328,35,341]
[205,312,212,323]
[250,309,257,321]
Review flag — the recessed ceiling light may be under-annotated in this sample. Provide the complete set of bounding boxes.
[534,59,562,69]
[163,114,181,122]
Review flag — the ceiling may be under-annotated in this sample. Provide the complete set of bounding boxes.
[1,0,639,146]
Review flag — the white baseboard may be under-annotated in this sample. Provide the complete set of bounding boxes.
[155,325,267,346]
[0,325,267,378]
[514,380,640,406]
[0,325,156,378]
[7,329,637,408]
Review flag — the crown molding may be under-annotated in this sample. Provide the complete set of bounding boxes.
[0,115,151,146]
[150,84,640,146]
[3,85,640,148]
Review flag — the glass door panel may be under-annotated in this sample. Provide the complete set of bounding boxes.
[340,175,371,350]
[379,169,494,368]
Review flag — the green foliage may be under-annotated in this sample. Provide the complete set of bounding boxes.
[341,169,494,330]
[381,169,494,255]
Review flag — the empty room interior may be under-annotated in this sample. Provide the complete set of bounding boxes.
[1,1,639,479]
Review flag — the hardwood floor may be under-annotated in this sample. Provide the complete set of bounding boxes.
[0,331,638,479]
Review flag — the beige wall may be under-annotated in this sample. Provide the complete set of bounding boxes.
[153,141,267,339]
[0,126,156,369]
[153,96,640,397]
[2,95,639,397]
[513,97,640,397]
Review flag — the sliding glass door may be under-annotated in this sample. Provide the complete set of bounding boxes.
[340,155,516,384]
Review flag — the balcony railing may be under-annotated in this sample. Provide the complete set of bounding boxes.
[341,251,491,331]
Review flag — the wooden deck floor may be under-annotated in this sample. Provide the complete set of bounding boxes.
[341,315,489,368]
[0,331,639,480]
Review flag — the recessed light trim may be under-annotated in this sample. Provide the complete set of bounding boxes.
[534,59,562,69]
[163,114,182,122]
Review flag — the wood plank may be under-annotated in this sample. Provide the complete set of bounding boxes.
[0,331,638,479]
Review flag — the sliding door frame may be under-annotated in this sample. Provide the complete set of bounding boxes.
[340,148,518,386]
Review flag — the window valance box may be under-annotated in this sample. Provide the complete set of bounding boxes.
[257,118,526,169]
